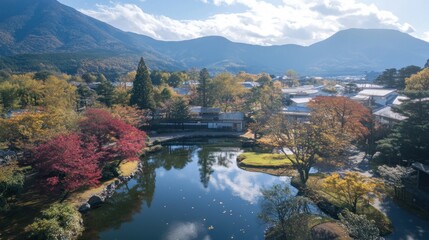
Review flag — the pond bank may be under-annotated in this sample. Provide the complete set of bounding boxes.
[75,131,251,213]
[147,130,251,145]
[67,161,143,212]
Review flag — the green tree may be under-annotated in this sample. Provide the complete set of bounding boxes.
[283,69,300,87]
[376,68,429,165]
[167,72,187,88]
[170,97,191,121]
[76,84,96,110]
[398,65,422,89]
[375,66,421,89]
[0,81,19,112]
[393,91,429,164]
[150,70,170,86]
[198,68,210,107]
[246,81,283,139]
[374,68,397,88]
[81,73,97,83]
[0,161,24,212]
[33,71,53,81]
[130,58,155,110]
[112,87,130,106]
[339,209,380,240]
[26,203,84,240]
[95,74,114,107]
[208,72,245,112]
[256,74,272,86]
[258,183,313,238]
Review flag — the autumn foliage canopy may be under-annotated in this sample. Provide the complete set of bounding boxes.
[34,133,101,192]
[309,96,370,154]
[34,108,146,193]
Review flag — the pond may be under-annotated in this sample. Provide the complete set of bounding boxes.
[81,138,293,240]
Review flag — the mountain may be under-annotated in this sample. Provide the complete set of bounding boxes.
[0,0,428,76]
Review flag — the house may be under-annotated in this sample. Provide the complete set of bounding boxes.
[159,106,244,131]
[373,106,406,126]
[355,83,384,90]
[240,82,260,89]
[392,96,409,105]
[282,106,311,122]
[209,112,245,131]
[282,85,320,98]
[113,82,133,88]
[173,87,191,95]
[290,97,312,108]
[190,107,221,120]
[352,89,397,108]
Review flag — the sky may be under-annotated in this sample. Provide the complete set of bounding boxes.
[58,0,429,46]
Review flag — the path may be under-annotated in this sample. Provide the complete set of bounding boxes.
[374,197,429,240]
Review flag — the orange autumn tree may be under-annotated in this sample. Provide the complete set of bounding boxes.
[308,96,370,155]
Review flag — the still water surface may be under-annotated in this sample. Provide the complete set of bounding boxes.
[82,138,292,240]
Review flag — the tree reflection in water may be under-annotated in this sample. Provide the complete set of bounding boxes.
[198,146,239,188]
[82,139,245,238]
[83,157,157,238]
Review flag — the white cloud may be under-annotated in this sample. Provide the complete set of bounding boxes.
[80,0,415,46]
[420,32,429,42]
[164,222,202,240]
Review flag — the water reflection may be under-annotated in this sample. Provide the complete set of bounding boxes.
[197,147,236,188]
[82,139,288,240]
[151,145,196,170]
[163,221,207,240]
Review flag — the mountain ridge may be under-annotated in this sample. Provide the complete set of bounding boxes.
[0,0,428,75]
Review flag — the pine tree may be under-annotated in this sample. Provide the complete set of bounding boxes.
[198,68,210,107]
[130,58,155,110]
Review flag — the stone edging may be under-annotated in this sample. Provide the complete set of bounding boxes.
[78,162,143,213]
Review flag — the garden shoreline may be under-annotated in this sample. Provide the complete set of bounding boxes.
[74,130,250,213]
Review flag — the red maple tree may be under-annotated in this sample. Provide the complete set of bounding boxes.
[33,133,101,192]
[79,108,146,163]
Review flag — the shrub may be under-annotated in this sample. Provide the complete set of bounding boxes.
[26,203,83,240]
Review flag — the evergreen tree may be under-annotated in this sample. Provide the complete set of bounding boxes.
[170,97,190,121]
[76,84,96,110]
[198,68,210,107]
[130,58,155,110]
[95,74,114,107]
[394,91,429,164]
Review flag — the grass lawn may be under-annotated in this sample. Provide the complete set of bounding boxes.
[305,174,393,236]
[119,160,139,177]
[237,152,293,167]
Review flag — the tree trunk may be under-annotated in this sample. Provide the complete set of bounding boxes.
[298,168,309,185]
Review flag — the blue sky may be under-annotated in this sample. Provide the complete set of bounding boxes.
[58,0,429,46]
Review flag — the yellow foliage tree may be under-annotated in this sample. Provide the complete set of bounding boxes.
[405,68,429,91]
[208,73,246,112]
[0,110,78,149]
[110,105,147,128]
[322,172,382,213]
[42,76,76,110]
